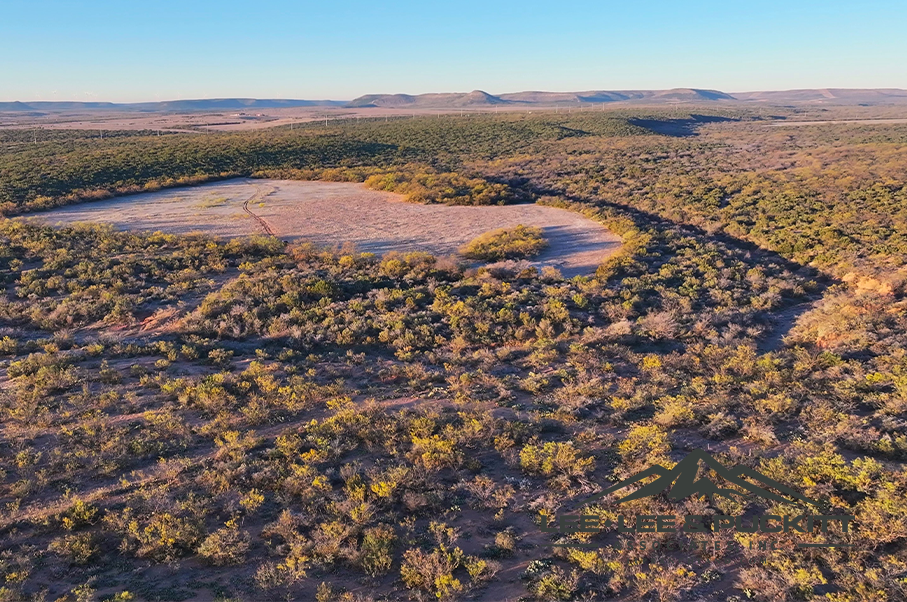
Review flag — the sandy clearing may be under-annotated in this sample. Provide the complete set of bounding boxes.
[769,118,907,127]
[29,179,622,277]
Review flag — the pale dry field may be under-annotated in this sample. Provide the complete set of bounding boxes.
[29,179,622,276]
[0,106,541,132]
[769,117,907,126]
[0,104,628,132]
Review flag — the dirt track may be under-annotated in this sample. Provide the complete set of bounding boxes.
[30,179,623,277]
[241,186,276,236]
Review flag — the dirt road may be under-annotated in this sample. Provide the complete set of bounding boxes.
[242,186,277,236]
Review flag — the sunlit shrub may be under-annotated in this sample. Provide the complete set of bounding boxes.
[460,225,548,261]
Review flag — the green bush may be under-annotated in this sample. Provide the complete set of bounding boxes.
[197,519,251,566]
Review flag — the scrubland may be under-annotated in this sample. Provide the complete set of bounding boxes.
[0,108,905,601]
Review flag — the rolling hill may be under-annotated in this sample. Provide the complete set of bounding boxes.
[731,88,907,104]
[346,88,736,108]
[346,90,510,108]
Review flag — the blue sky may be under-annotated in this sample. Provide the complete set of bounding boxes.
[1,0,905,102]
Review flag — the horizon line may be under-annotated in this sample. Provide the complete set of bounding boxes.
[5,85,907,105]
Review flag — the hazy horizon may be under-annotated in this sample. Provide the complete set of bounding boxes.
[6,85,907,105]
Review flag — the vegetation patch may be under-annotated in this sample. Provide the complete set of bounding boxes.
[460,224,548,261]
[195,195,229,208]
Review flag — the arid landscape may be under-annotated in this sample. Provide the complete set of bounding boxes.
[8,0,907,596]
[0,101,906,602]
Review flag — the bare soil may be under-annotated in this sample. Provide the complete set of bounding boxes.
[769,117,907,127]
[0,105,571,133]
[29,179,622,277]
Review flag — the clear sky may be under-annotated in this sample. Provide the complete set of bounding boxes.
[2,0,905,102]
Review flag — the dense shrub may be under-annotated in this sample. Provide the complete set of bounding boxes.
[460,224,548,260]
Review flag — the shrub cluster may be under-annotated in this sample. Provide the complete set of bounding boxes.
[460,224,548,261]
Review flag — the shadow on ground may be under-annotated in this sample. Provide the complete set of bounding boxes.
[521,181,837,352]
[630,114,738,137]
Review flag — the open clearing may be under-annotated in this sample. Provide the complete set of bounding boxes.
[769,117,907,126]
[0,105,605,133]
[30,178,622,276]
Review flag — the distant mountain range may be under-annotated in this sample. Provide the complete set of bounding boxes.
[4,88,907,112]
[346,88,737,108]
[731,88,907,104]
[347,87,907,107]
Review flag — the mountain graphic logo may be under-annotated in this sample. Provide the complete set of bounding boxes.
[585,449,820,507]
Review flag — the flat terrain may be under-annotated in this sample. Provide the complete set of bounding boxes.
[770,117,907,126]
[29,179,622,276]
[0,105,590,133]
